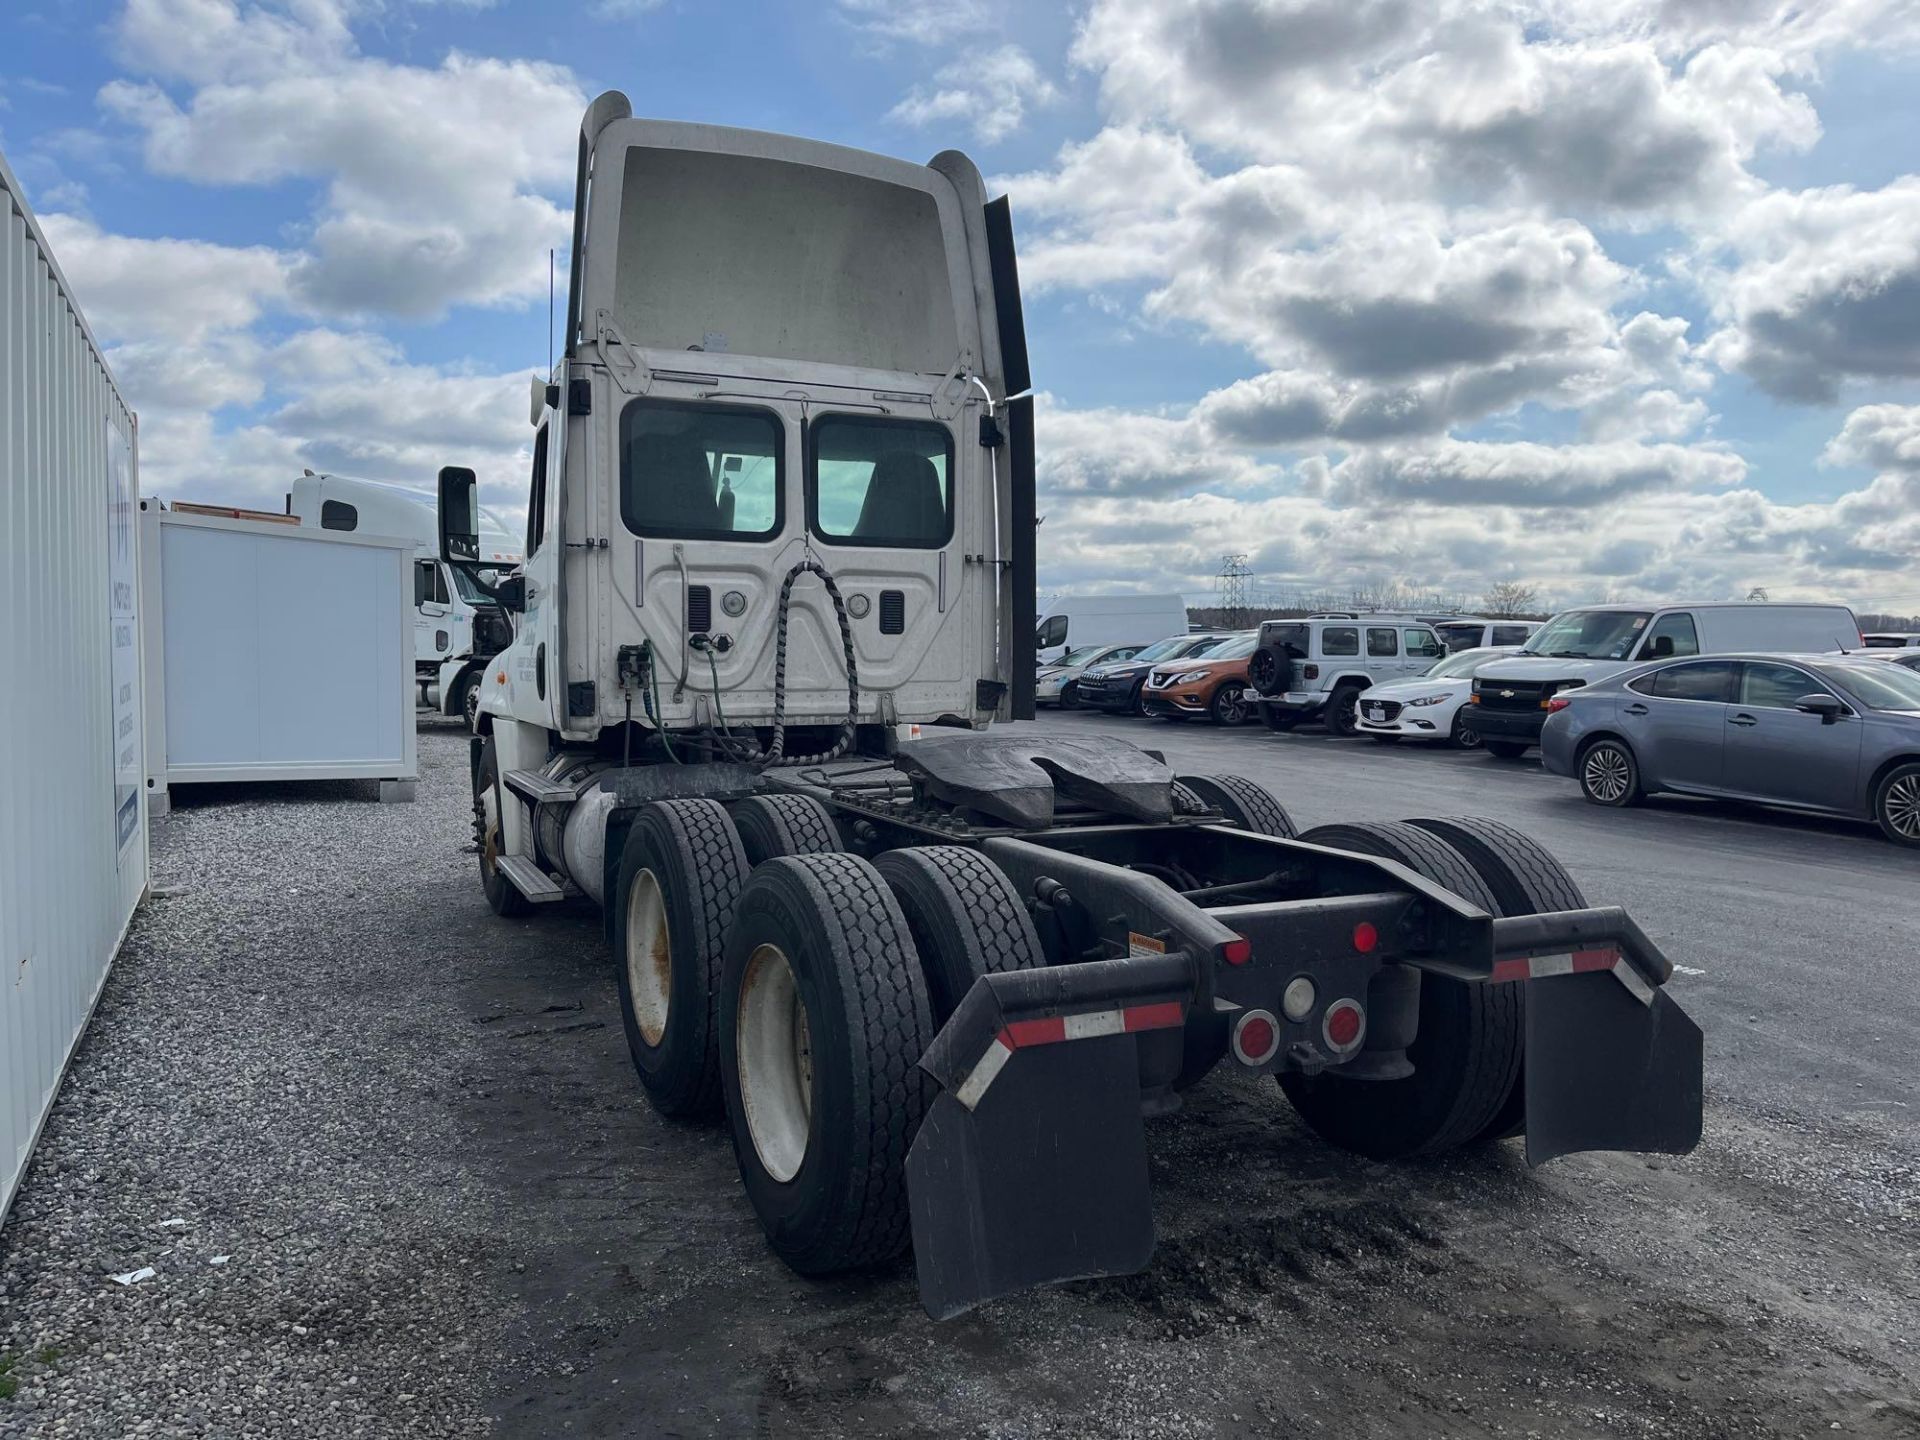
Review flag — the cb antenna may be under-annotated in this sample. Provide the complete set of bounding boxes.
[548,248,555,374]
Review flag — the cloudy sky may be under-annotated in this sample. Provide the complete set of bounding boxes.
[6,0,1920,612]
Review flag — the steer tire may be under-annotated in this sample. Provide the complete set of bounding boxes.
[1280,821,1521,1160]
[720,853,934,1275]
[730,794,843,868]
[613,799,750,1119]
[874,847,1045,1024]
[474,737,530,918]
[1172,772,1298,838]
[1209,681,1252,727]
[1059,681,1082,710]
[1405,817,1588,1142]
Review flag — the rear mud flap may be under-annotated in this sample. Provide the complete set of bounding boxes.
[907,1033,1154,1320]
[1524,971,1704,1165]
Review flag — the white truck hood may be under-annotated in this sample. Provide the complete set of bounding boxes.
[1472,655,1625,684]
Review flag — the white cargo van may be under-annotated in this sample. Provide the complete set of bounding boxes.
[287,471,521,724]
[1466,601,1861,758]
[1035,593,1187,665]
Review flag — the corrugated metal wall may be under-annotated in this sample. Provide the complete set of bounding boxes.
[1,147,148,1223]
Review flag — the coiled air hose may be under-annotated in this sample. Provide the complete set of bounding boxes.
[705,558,860,769]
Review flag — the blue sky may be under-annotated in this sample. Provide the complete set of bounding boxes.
[5,1,1920,613]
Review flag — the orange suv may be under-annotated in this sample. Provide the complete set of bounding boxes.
[1140,633,1259,725]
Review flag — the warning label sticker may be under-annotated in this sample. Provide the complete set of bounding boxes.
[1128,932,1167,958]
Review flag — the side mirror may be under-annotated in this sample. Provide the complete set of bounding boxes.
[494,574,526,613]
[438,466,480,565]
[413,564,430,608]
[1795,693,1845,723]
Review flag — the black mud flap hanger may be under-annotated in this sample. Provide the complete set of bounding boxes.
[905,951,1195,1320]
[1488,907,1705,1165]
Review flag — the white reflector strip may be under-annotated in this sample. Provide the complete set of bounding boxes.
[1063,1009,1126,1040]
[955,1037,1013,1112]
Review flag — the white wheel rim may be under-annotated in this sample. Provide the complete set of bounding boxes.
[1886,773,1920,839]
[625,869,672,1047]
[1585,746,1630,802]
[737,943,812,1183]
[481,782,503,878]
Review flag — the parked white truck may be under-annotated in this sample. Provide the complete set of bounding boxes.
[439,92,1703,1319]
[288,471,520,725]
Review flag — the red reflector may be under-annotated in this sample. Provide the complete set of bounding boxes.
[1221,936,1253,967]
[1545,696,1571,712]
[1324,1000,1364,1049]
[1352,922,1378,954]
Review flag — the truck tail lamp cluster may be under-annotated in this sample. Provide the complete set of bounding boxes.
[1232,1009,1282,1066]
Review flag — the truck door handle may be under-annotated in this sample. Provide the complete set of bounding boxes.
[1624,703,1648,716]
[1730,713,1758,727]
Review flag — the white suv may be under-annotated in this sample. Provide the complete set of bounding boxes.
[1247,616,1447,735]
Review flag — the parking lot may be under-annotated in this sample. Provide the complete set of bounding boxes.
[1,715,1916,1438]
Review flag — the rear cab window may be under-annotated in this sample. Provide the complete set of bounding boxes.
[621,399,782,540]
[810,414,953,547]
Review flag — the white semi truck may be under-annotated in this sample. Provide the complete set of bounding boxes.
[288,471,520,725]
[440,93,1704,1318]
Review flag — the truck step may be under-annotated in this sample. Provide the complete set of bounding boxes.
[495,854,567,903]
[504,769,580,805]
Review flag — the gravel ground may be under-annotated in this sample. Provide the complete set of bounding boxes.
[2,715,1917,1438]
[0,724,501,1438]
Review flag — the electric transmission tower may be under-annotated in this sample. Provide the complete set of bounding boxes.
[1217,553,1252,627]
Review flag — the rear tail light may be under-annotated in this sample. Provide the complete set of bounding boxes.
[1322,999,1366,1054]
[1303,663,1319,680]
[1220,935,1253,967]
[1352,921,1379,953]
[1232,1010,1282,1066]
[1546,696,1571,712]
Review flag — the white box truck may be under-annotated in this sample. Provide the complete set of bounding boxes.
[287,471,520,726]
[1034,592,1188,665]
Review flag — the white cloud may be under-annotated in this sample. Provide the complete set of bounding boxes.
[1822,404,1920,477]
[1702,178,1920,402]
[838,0,992,46]
[34,212,290,341]
[102,0,583,319]
[887,45,1061,145]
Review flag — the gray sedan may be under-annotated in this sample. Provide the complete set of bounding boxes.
[1540,653,1920,845]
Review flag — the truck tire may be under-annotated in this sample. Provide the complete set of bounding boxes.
[460,670,483,731]
[1326,683,1364,737]
[446,667,477,728]
[1172,773,1298,838]
[874,846,1045,1024]
[1485,740,1531,761]
[730,794,842,868]
[613,799,750,1119]
[474,737,530,918]
[1404,817,1587,1141]
[1279,822,1521,1160]
[720,853,934,1274]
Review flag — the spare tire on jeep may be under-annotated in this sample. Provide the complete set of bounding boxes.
[1248,641,1295,696]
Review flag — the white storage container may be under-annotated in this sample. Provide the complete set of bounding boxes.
[1,146,148,1221]
[140,503,418,808]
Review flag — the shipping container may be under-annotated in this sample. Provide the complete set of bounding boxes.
[140,503,418,809]
[1,146,149,1222]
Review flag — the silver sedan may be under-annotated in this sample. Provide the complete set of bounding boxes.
[1540,652,1920,846]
